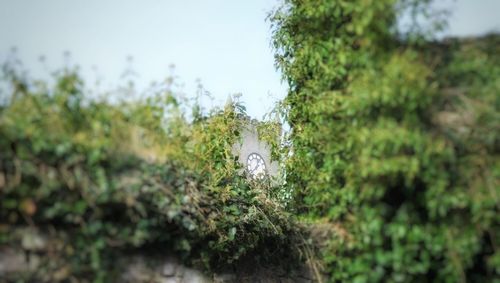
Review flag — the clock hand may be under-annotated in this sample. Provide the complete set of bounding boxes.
[252,162,259,173]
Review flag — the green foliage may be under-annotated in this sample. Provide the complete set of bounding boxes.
[271,0,499,282]
[1,2,499,282]
[0,67,301,282]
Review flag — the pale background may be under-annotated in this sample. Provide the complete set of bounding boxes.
[0,0,499,118]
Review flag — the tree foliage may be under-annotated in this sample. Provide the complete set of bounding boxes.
[271,0,499,281]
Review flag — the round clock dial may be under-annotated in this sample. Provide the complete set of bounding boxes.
[246,153,267,180]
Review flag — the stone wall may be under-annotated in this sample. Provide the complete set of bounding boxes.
[0,228,317,282]
[120,255,315,283]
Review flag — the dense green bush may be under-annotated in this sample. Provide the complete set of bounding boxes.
[0,67,301,282]
[1,1,499,282]
[271,0,499,282]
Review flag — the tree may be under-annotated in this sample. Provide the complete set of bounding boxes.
[271,0,499,281]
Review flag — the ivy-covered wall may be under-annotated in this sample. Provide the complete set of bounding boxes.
[0,69,305,282]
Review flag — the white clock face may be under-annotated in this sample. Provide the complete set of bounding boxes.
[246,153,267,180]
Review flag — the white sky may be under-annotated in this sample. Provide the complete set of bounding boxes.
[0,0,499,119]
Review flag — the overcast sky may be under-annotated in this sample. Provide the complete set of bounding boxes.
[0,0,499,118]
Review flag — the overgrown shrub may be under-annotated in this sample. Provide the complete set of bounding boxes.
[0,67,301,282]
[271,0,499,281]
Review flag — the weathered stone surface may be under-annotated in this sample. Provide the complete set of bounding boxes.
[0,248,26,274]
[181,267,210,283]
[1,231,317,282]
[161,258,178,277]
[159,277,182,283]
[21,230,47,251]
[213,273,236,283]
[121,256,155,282]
